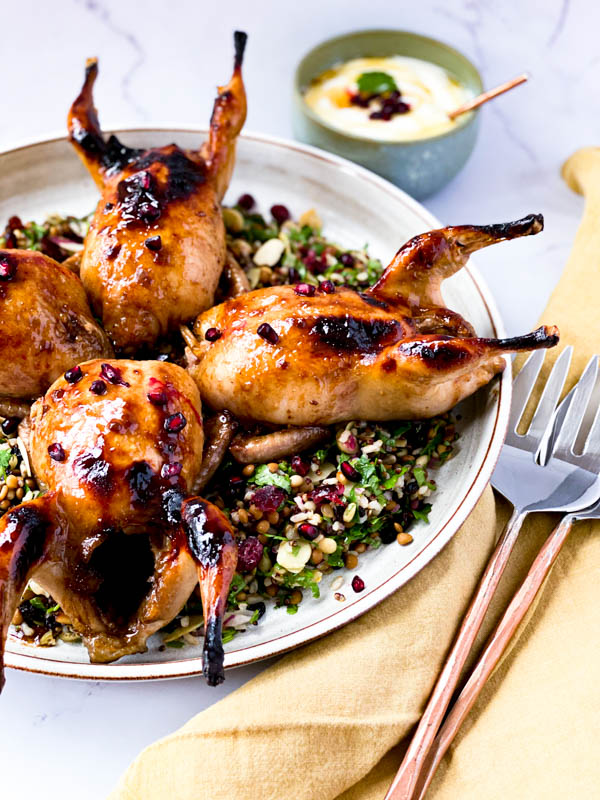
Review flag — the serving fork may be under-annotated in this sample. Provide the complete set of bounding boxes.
[385,347,600,800]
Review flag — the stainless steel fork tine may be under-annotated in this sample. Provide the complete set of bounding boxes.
[581,401,600,471]
[525,346,572,446]
[552,355,599,457]
[509,349,545,429]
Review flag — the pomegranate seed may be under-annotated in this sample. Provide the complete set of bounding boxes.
[270,204,290,224]
[237,193,255,210]
[1,417,19,436]
[7,216,23,229]
[164,412,187,433]
[340,461,360,482]
[294,283,315,297]
[89,379,107,395]
[237,537,264,572]
[288,267,300,283]
[161,462,182,478]
[291,455,309,476]
[257,323,279,344]
[320,280,335,294]
[298,522,319,540]
[0,254,17,281]
[340,253,354,268]
[64,366,82,384]
[100,363,129,386]
[351,575,365,593]
[147,389,167,406]
[205,327,222,342]
[48,443,66,462]
[144,235,162,251]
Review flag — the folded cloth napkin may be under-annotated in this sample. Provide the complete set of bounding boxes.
[109,148,600,800]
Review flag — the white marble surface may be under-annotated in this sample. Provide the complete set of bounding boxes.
[0,1,596,797]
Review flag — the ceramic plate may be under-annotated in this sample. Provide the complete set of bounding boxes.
[0,129,510,680]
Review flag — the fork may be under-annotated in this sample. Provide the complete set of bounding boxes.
[385,348,600,800]
[411,488,600,800]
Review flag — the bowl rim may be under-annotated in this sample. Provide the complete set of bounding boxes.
[293,27,484,147]
[2,126,511,681]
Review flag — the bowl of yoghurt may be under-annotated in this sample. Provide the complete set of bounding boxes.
[293,30,483,199]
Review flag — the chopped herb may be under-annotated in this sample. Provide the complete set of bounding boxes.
[250,464,291,493]
[357,71,398,96]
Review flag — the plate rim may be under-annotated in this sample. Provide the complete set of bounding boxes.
[2,126,511,681]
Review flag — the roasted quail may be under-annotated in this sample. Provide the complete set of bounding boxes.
[0,249,111,415]
[187,215,559,425]
[68,32,248,353]
[0,359,237,689]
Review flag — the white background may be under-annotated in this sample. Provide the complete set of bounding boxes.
[0,1,596,797]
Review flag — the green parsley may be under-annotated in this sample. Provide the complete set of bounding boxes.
[250,464,291,493]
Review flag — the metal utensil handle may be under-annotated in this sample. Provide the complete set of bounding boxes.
[413,514,575,800]
[385,507,528,800]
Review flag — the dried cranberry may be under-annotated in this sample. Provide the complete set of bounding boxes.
[351,575,365,593]
[309,483,345,507]
[147,389,167,406]
[237,537,264,572]
[144,235,162,251]
[161,462,182,479]
[1,417,19,436]
[298,522,319,540]
[0,254,17,281]
[340,253,354,268]
[164,412,187,433]
[7,216,23,229]
[396,101,410,114]
[100,363,129,386]
[340,461,360,482]
[257,323,279,344]
[48,443,66,462]
[237,193,255,210]
[252,485,286,512]
[270,204,290,224]
[320,280,335,294]
[205,327,222,342]
[90,379,107,396]
[294,283,316,297]
[291,455,309,476]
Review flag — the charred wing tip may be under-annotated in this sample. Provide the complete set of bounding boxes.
[479,213,544,240]
[234,31,248,69]
[520,213,544,234]
[84,57,99,80]
[496,325,560,352]
[203,617,225,686]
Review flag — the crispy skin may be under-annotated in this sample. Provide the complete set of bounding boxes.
[68,33,247,353]
[189,216,558,425]
[0,249,111,400]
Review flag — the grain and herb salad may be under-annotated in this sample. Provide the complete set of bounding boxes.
[2,197,458,651]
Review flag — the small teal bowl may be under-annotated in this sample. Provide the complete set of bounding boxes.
[293,29,483,199]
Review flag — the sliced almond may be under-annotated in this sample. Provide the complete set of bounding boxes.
[253,238,285,267]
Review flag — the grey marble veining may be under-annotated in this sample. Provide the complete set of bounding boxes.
[0,1,597,797]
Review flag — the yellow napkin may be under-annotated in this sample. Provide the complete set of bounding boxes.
[109,148,600,800]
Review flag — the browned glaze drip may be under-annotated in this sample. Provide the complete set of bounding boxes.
[309,314,401,354]
[115,150,206,227]
[1,505,50,585]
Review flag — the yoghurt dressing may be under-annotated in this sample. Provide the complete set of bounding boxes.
[304,56,474,142]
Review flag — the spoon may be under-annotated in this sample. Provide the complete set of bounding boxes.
[448,73,529,120]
